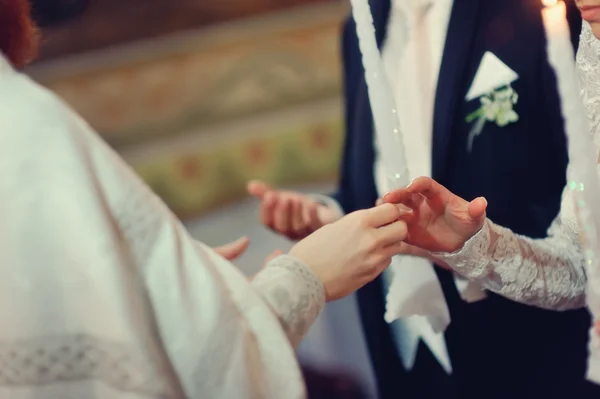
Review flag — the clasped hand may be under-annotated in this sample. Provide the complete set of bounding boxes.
[247,180,409,301]
[242,177,488,302]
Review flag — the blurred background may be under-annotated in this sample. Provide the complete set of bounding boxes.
[26,0,376,397]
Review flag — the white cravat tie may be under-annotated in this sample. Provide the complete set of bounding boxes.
[378,0,452,373]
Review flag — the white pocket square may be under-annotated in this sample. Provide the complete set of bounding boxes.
[465,51,519,102]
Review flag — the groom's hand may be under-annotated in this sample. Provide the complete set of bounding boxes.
[247,180,337,240]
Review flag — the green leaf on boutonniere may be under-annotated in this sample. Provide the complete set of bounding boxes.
[465,85,519,152]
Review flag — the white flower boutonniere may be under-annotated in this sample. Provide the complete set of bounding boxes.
[465,85,519,152]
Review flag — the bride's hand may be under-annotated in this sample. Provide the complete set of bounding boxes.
[383,177,487,253]
[290,203,408,301]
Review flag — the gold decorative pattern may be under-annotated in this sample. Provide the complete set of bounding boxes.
[132,118,343,219]
[28,3,347,218]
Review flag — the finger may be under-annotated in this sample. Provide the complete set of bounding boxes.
[375,197,384,206]
[380,241,407,259]
[307,201,323,232]
[407,176,453,204]
[214,237,250,260]
[361,203,401,227]
[382,190,423,214]
[260,191,278,228]
[273,194,293,233]
[467,197,488,221]
[290,197,305,236]
[247,180,272,199]
[374,220,408,246]
[368,258,395,279]
[401,193,425,211]
[368,242,423,270]
[383,187,412,204]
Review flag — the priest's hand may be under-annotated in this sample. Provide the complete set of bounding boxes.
[383,176,487,253]
[375,197,453,267]
[214,237,250,261]
[290,203,408,301]
[247,180,339,240]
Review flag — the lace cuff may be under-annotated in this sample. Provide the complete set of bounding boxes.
[428,215,586,311]
[251,255,325,348]
[430,220,493,281]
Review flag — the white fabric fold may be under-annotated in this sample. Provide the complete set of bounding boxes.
[454,276,488,302]
[377,0,489,372]
[384,257,449,332]
[378,0,455,371]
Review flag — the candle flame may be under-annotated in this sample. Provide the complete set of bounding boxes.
[542,0,559,7]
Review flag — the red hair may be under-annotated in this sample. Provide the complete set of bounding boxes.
[0,0,39,68]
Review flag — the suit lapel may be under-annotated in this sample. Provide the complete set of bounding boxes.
[432,0,481,180]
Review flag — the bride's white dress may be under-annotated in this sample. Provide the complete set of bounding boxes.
[431,21,600,380]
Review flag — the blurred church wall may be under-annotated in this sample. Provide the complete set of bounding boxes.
[26,1,377,397]
[28,1,345,219]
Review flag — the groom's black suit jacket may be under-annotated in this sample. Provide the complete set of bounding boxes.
[335,0,594,398]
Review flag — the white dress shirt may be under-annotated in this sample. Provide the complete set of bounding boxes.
[375,0,455,374]
[317,0,486,374]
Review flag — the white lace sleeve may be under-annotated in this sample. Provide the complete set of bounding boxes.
[577,22,600,385]
[578,23,600,151]
[251,255,325,348]
[430,22,600,315]
[431,187,587,311]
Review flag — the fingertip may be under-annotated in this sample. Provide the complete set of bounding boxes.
[370,202,401,224]
[247,180,270,197]
[407,176,430,192]
[468,197,487,219]
[476,196,488,211]
[407,177,423,190]
[235,236,250,248]
[379,202,396,212]
[383,191,400,203]
[247,180,259,193]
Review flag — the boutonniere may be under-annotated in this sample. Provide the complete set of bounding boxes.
[465,85,519,152]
